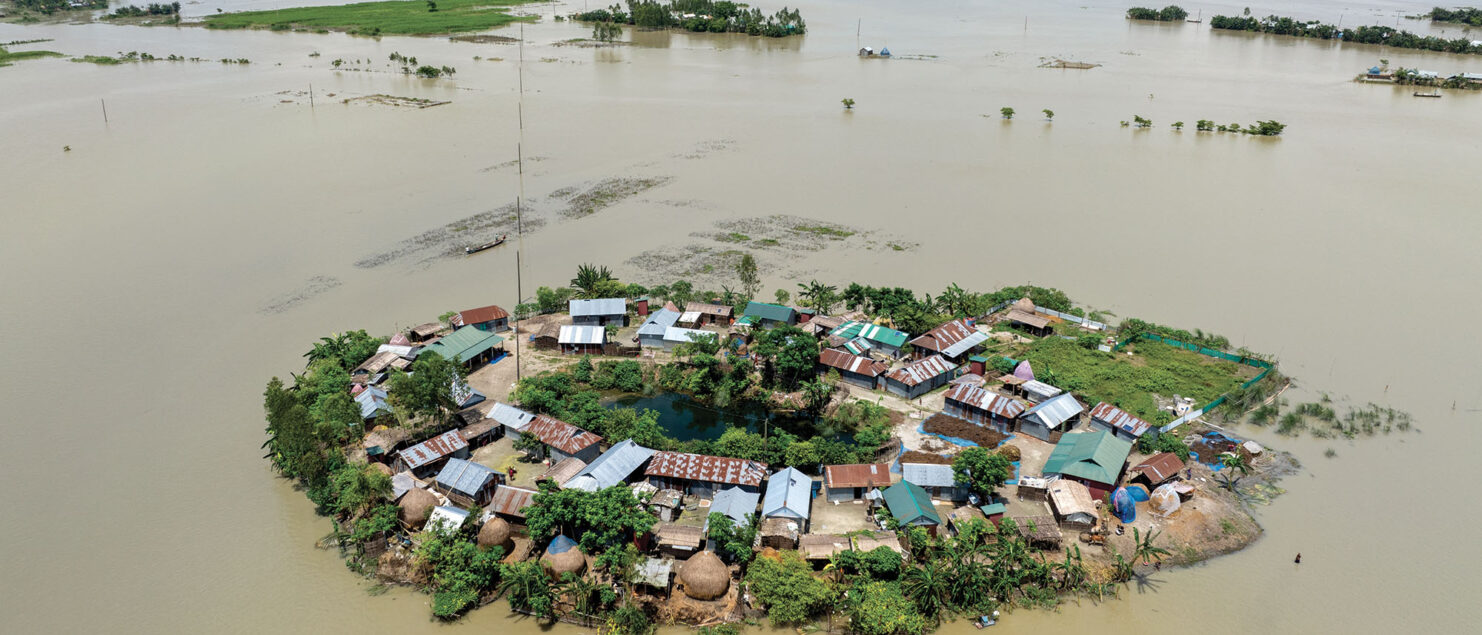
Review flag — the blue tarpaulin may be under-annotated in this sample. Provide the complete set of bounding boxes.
[1112,487,1137,523]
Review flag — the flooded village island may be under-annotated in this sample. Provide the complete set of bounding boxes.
[262,267,1345,631]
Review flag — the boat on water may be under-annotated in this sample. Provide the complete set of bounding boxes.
[1413,91,1442,98]
[465,235,507,254]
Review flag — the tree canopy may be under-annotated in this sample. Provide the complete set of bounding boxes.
[524,482,656,555]
[952,447,1014,498]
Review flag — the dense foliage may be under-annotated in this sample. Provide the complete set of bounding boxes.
[706,512,759,564]
[951,447,1014,498]
[1023,337,1247,422]
[1135,428,1191,461]
[107,2,180,18]
[12,0,106,14]
[1117,317,1230,350]
[745,551,834,625]
[1430,7,1482,26]
[206,0,537,37]
[524,480,657,556]
[1126,6,1187,21]
[573,1,806,37]
[1211,13,1482,55]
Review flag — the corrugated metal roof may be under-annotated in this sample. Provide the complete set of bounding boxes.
[743,301,795,323]
[637,308,681,337]
[1089,402,1152,437]
[568,439,656,492]
[1023,393,1084,428]
[569,298,627,317]
[684,301,733,317]
[901,463,958,489]
[558,324,606,345]
[1007,309,1050,329]
[711,487,760,525]
[425,505,470,534]
[355,350,400,375]
[825,463,892,488]
[1131,452,1184,483]
[762,467,812,520]
[435,458,497,496]
[424,326,504,363]
[1023,380,1062,399]
[487,402,536,430]
[356,386,390,419]
[831,321,909,348]
[397,430,468,469]
[882,481,940,525]
[644,451,767,487]
[818,348,889,377]
[522,415,602,455]
[944,383,1027,419]
[454,304,509,326]
[679,311,702,324]
[541,457,587,485]
[909,318,988,357]
[391,471,418,500]
[489,485,537,517]
[886,354,958,387]
[663,326,713,344]
[1049,480,1097,518]
[1042,430,1132,485]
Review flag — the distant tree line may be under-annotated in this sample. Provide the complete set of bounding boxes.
[13,0,106,14]
[1429,7,1482,26]
[1126,6,1188,22]
[107,2,180,18]
[1212,13,1482,55]
[573,0,806,37]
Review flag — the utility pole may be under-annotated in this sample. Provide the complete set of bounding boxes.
[308,83,314,109]
[100,98,108,123]
[514,21,526,384]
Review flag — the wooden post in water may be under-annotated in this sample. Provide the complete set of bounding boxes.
[100,98,108,123]
[309,84,314,109]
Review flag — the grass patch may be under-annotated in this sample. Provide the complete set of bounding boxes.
[791,224,855,239]
[71,55,123,65]
[0,46,63,67]
[716,232,750,243]
[756,238,780,246]
[1018,338,1248,422]
[204,0,540,36]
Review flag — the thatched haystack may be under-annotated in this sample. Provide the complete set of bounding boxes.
[1012,297,1036,313]
[370,462,394,476]
[398,487,438,527]
[678,550,730,601]
[996,444,1022,462]
[478,517,512,551]
[540,535,587,579]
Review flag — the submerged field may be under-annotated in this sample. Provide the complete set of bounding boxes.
[204,0,538,36]
[0,46,62,67]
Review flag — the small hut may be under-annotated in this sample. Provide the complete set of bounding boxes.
[678,550,731,601]
[540,535,587,579]
[398,487,438,528]
[478,517,513,552]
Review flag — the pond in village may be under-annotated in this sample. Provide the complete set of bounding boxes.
[605,391,817,442]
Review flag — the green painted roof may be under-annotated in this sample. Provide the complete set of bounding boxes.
[424,326,504,363]
[979,502,1007,516]
[1041,430,1133,485]
[969,354,989,363]
[735,315,758,326]
[883,481,941,525]
[830,321,909,348]
[743,302,796,323]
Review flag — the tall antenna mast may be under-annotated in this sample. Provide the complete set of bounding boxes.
[514,21,527,384]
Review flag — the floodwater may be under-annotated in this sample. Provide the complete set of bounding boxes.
[607,391,817,441]
[2,0,1480,633]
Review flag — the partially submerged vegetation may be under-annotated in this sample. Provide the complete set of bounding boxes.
[1125,6,1187,22]
[0,44,62,66]
[1428,7,1482,27]
[573,1,806,38]
[1212,13,1482,55]
[205,0,540,37]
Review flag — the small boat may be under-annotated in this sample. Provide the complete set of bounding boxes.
[1413,91,1442,98]
[465,235,507,254]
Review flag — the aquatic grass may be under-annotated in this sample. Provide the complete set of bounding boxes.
[205,0,540,36]
[71,55,123,65]
[0,46,63,67]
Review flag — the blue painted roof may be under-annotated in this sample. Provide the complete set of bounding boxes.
[762,467,811,520]
[637,308,681,337]
[435,458,497,496]
[567,439,656,492]
[355,386,389,419]
[711,486,760,526]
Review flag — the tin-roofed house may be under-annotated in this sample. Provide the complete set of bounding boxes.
[762,467,812,533]
[830,321,910,358]
[487,402,537,438]
[1042,430,1133,499]
[740,301,796,329]
[488,484,538,526]
[643,451,767,498]
[434,458,501,506]
[661,326,716,351]
[1022,380,1063,404]
[681,301,734,326]
[1047,480,1098,529]
[519,415,603,463]
[451,304,511,332]
[565,439,657,492]
[824,463,893,502]
[884,355,958,400]
[355,386,392,421]
[1088,402,1153,441]
[901,463,970,502]
[1129,452,1184,489]
[570,298,628,327]
[558,325,607,356]
[710,486,760,528]
[881,481,942,534]
[394,430,470,478]
[943,383,1026,433]
[636,308,681,349]
[422,325,505,369]
[909,318,991,364]
[817,348,889,390]
[1005,300,1053,337]
[1018,393,1084,442]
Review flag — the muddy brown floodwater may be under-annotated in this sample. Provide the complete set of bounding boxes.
[2,0,1480,633]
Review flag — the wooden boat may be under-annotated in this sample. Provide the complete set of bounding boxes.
[465,235,507,254]
[1413,91,1442,98]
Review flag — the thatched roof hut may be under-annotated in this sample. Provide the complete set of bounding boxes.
[398,487,438,527]
[540,535,587,578]
[678,550,730,601]
[478,517,512,551]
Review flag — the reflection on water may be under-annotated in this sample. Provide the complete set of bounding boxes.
[607,391,811,442]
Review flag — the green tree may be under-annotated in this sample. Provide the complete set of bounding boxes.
[419,532,503,619]
[796,279,838,312]
[736,253,761,299]
[326,462,392,518]
[1217,452,1249,492]
[901,559,951,621]
[386,351,464,423]
[574,355,595,383]
[1042,108,1054,121]
[800,379,834,415]
[774,288,791,305]
[952,447,1013,498]
[524,482,656,555]
[571,263,624,299]
[842,97,855,109]
[1131,527,1171,565]
[745,551,833,625]
[707,512,759,565]
[848,581,928,635]
[304,330,386,369]
[1000,107,1015,119]
[499,560,556,619]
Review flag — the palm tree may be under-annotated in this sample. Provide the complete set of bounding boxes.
[569,263,614,299]
[499,561,556,619]
[800,379,834,415]
[841,283,868,311]
[797,280,837,312]
[901,559,951,621]
[557,573,603,625]
[1218,452,1250,492]
[1131,527,1172,565]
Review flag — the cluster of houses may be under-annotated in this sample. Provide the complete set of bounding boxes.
[356,295,1209,598]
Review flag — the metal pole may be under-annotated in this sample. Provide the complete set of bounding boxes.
[308,84,314,109]
[514,22,526,385]
[100,99,108,123]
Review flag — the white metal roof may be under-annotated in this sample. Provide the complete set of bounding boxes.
[941,330,991,358]
[487,402,536,431]
[425,505,469,535]
[901,463,958,489]
[569,298,626,317]
[762,467,812,520]
[663,326,713,344]
[637,308,680,337]
[559,324,607,345]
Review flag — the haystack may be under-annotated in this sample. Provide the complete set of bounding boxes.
[398,488,438,527]
[678,550,730,601]
[996,444,1022,462]
[540,535,586,579]
[370,462,394,476]
[1012,297,1036,313]
[478,517,512,551]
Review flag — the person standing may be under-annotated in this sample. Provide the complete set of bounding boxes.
[1294,553,1302,564]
